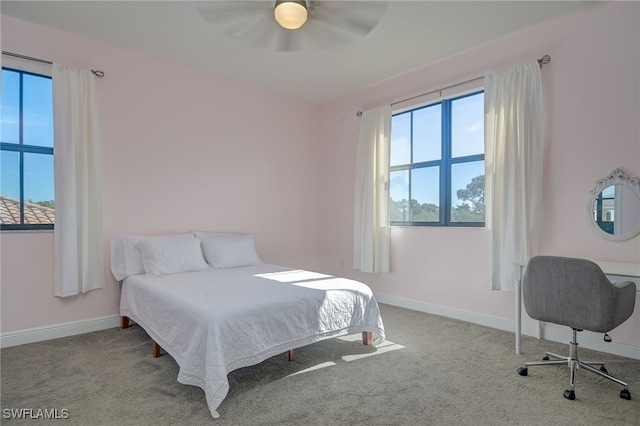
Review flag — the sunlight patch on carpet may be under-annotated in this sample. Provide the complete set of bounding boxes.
[288,361,337,376]
[341,340,405,362]
[286,337,404,377]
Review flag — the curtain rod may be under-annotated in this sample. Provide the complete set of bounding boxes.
[356,54,550,117]
[2,50,105,77]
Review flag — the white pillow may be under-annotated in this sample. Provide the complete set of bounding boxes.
[111,233,194,280]
[137,237,210,277]
[197,232,263,269]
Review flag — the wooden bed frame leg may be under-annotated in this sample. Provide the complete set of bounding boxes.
[288,349,295,362]
[121,316,130,329]
[362,331,373,346]
[153,341,162,358]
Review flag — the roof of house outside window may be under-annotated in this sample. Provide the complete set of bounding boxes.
[0,196,55,225]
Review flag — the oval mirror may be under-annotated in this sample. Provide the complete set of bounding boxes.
[587,168,640,241]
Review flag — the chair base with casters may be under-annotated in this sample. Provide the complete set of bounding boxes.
[517,328,632,401]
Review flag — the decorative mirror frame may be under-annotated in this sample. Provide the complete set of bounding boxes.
[586,168,640,242]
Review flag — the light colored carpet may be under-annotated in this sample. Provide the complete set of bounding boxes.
[1,304,639,425]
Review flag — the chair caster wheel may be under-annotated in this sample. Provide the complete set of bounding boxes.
[620,389,631,400]
[517,367,528,376]
[542,356,550,361]
[600,366,608,374]
[563,390,575,400]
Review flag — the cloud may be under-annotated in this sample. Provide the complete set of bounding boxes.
[390,136,410,165]
[465,122,483,133]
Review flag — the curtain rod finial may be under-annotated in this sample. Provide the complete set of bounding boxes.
[538,55,551,67]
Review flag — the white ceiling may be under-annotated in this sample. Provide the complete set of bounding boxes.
[1,1,595,103]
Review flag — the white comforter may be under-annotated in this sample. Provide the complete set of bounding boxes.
[119,264,385,418]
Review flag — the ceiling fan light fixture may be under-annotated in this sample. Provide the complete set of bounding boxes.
[274,1,308,30]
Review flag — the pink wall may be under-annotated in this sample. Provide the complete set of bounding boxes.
[0,15,323,332]
[317,2,640,346]
[1,3,639,351]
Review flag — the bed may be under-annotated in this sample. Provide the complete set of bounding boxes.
[111,232,385,419]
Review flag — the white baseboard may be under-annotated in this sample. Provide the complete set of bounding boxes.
[375,292,640,360]
[2,296,638,361]
[0,315,121,349]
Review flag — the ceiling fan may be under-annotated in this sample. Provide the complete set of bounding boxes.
[196,1,389,52]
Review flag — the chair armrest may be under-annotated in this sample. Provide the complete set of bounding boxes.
[613,281,636,328]
[613,280,636,292]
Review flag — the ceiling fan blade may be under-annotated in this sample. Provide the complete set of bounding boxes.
[295,20,353,50]
[275,28,294,52]
[196,0,389,52]
[239,17,280,49]
[308,1,388,36]
[196,1,273,36]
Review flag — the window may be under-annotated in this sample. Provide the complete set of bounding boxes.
[593,185,615,234]
[1,66,55,230]
[389,91,485,226]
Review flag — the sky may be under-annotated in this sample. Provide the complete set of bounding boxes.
[1,68,55,204]
[389,92,484,208]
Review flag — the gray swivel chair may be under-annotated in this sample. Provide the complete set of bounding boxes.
[517,256,636,400]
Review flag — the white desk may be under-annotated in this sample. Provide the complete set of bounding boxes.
[515,260,640,355]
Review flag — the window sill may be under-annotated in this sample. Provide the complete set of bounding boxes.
[390,224,486,229]
[1,229,54,234]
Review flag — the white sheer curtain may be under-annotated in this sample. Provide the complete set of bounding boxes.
[353,105,391,273]
[53,64,104,297]
[485,62,544,291]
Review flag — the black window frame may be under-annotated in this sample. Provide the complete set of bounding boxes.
[389,90,485,227]
[594,188,615,234]
[1,66,55,231]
